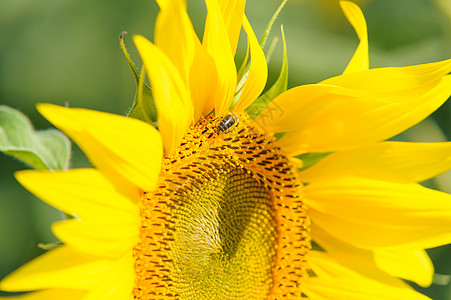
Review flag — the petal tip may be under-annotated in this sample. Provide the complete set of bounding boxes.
[36,102,61,118]
[339,1,358,10]
[14,169,37,187]
[132,34,147,45]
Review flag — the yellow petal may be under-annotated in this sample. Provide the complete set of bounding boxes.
[15,169,139,221]
[52,218,138,259]
[156,0,218,121]
[232,15,268,113]
[305,176,451,249]
[82,252,134,300]
[340,1,369,74]
[322,58,451,92]
[374,249,433,288]
[37,104,163,192]
[155,0,168,9]
[0,289,86,300]
[203,0,238,116]
[312,224,433,288]
[134,35,193,154]
[217,0,246,56]
[306,278,431,300]
[261,60,451,155]
[189,42,218,120]
[154,0,198,85]
[306,252,431,300]
[0,246,110,292]
[301,141,451,183]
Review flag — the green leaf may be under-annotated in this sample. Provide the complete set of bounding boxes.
[120,32,157,126]
[37,129,71,169]
[246,26,288,119]
[0,106,71,170]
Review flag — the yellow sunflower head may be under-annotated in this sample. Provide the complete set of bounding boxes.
[2,0,451,299]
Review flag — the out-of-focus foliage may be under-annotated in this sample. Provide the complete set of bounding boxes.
[1,0,450,298]
[0,106,71,170]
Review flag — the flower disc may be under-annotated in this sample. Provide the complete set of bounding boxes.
[133,115,310,299]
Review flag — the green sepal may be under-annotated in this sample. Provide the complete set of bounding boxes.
[264,36,279,65]
[231,43,250,109]
[236,39,250,85]
[246,26,288,119]
[120,32,157,126]
[273,131,287,141]
[259,0,288,49]
[37,241,63,250]
[0,106,71,170]
[296,152,332,171]
[128,66,158,127]
[233,0,287,111]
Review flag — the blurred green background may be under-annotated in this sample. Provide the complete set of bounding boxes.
[1,0,451,298]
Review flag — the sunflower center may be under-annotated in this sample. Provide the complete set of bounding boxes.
[133,114,310,299]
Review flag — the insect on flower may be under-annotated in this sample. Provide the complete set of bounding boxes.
[218,112,239,133]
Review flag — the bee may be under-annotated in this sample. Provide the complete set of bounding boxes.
[218,112,239,133]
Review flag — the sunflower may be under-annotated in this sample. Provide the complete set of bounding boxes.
[2,0,451,299]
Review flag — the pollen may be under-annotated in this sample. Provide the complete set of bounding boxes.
[133,114,311,299]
